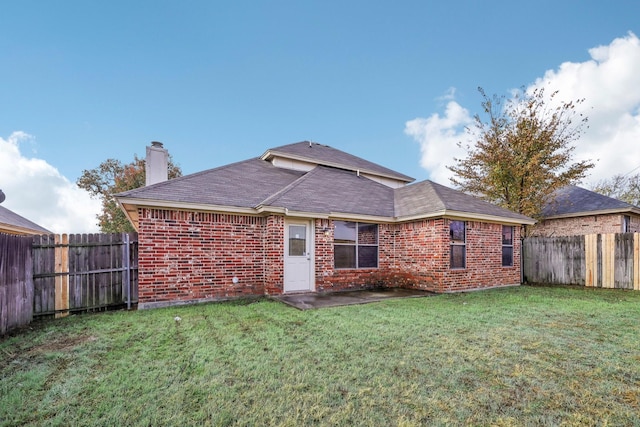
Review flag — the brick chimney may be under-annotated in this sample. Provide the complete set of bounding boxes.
[145,141,169,186]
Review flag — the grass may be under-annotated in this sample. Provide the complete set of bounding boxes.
[1,285,640,426]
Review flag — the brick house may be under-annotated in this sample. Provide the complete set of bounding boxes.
[117,142,534,309]
[530,185,640,237]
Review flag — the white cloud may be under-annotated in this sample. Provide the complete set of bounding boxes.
[405,99,472,183]
[407,32,640,186]
[0,132,101,233]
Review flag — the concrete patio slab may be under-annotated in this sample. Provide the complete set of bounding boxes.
[273,287,436,310]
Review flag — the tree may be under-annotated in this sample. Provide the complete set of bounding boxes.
[77,155,182,232]
[592,172,640,207]
[448,86,595,219]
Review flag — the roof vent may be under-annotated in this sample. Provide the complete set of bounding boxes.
[0,189,5,204]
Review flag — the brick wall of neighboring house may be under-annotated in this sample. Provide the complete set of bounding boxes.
[137,208,268,308]
[530,213,640,237]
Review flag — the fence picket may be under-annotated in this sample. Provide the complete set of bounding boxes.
[524,233,639,289]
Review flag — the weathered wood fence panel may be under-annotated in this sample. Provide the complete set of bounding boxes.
[523,233,640,289]
[523,236,585,285]
[32,233,138,318]
[0,233,34,335]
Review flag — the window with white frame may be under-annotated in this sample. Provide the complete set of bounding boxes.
[334,221,378,269]
[502,226,514,267]
[449,220,466,269]
[623,215,631,233]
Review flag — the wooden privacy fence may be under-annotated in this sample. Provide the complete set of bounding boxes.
[0,233,34,335]
[523,233,640,289]
[32,233,138,318]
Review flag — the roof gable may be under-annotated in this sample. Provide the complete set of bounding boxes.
[261,141,414,184]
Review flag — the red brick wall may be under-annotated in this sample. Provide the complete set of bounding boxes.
[313,219,521,293]
[138,209,524,306]
[439,221,521,292]
[530,213,640,237]
[264,215,284,294]
[137,209,269,308]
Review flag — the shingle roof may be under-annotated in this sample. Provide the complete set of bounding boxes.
[395,180,534,222]
[0,205,51,234]
[117,144,534,225]
[542,185,640,218]
[262,141,414,183]
[261,166,395,217]
[118,158,305,208]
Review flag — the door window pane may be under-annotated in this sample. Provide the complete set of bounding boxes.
[289,225,306,256]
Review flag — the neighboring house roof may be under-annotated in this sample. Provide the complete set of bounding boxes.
[0,205,51,235]
[542,185,640,219]
[117,142,535,227]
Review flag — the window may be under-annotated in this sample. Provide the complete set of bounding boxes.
[288,225,306,256]
[449,220,466,269]
[623,215,631,233]
[334,221,378,269]
[502,226,514,267]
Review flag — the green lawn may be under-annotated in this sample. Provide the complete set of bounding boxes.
[2,285,640,426]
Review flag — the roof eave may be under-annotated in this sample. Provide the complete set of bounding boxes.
[0,223,50,236]
[543,207,640,220]
[396,209,536,225]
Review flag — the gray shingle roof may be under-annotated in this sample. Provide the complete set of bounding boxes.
[395,180,534,222]
[117,144,533,224]
[118,158,305,208]
[542,185,640,218]
[0,205,51,234]
[261,166,395,217]
[262,141,414,183]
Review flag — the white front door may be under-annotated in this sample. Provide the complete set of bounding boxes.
[284,220,313,292]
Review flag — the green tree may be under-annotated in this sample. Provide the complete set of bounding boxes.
[448,86,595,219]
[592,172,640,207]
[77,155,182,232]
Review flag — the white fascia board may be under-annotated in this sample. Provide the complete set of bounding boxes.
[0,224,48,236]
[396,209,536,225]
[116,197,260,216]
[255,205,329,219]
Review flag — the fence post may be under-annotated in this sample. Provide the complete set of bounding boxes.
[634,233,640,291]
[54,234,69,318]
[123,233,131,310]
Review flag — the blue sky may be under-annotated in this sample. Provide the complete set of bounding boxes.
[1,1,640,232]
